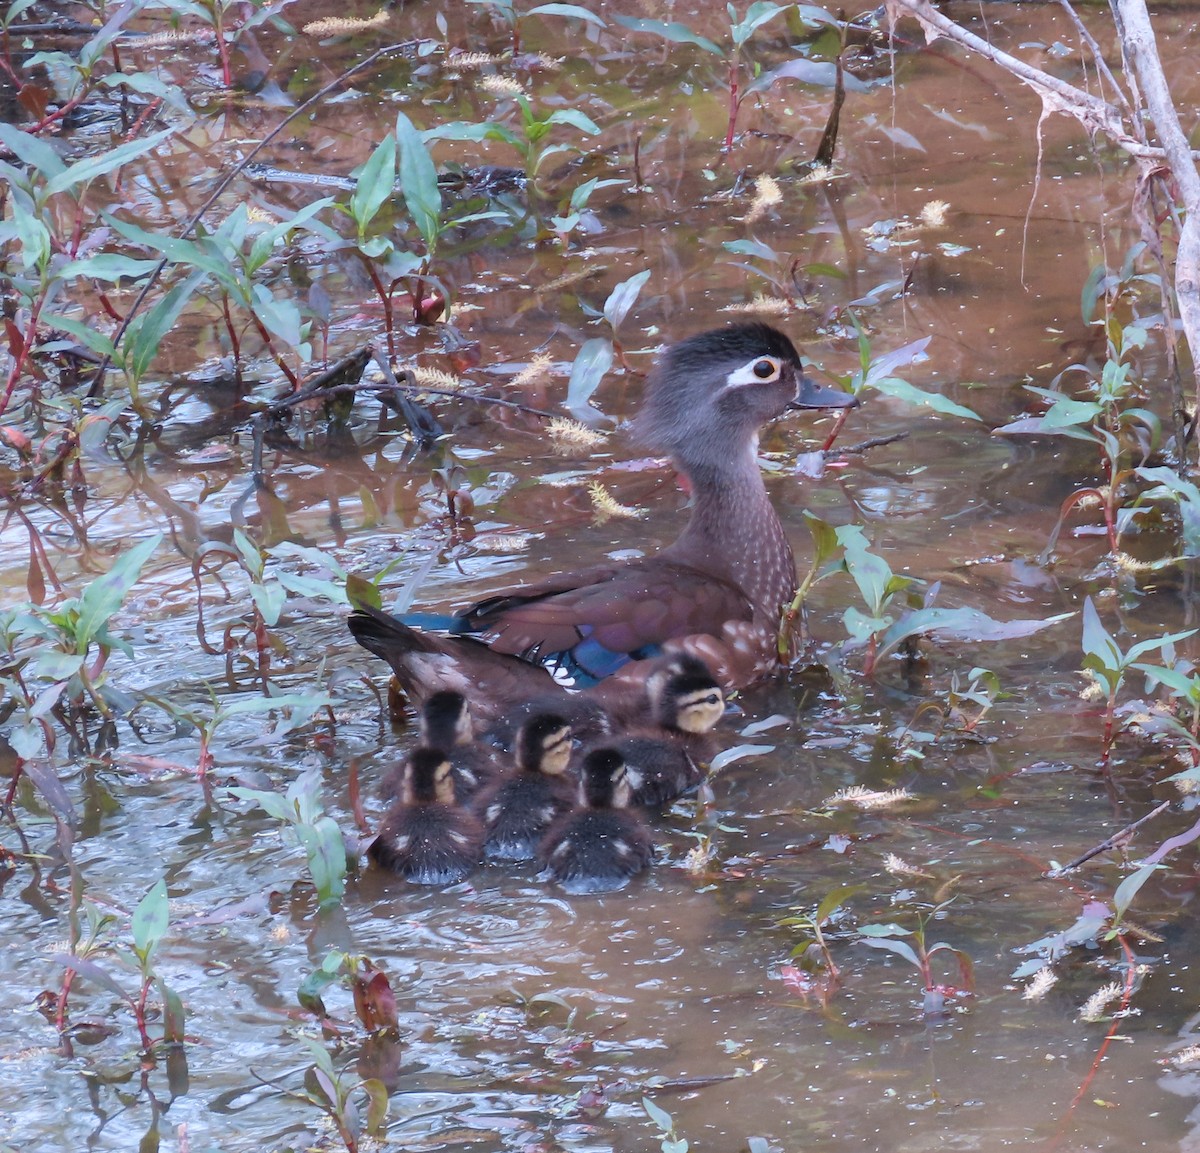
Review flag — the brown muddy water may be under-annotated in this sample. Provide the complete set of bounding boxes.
[5,2,1200,1151]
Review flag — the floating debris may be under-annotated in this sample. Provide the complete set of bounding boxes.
[824,785,913,810]
[303,11,389,36]
[589,481,643,523]
[548,417,606,455]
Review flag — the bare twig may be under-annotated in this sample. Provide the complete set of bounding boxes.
[1053,798,1172,872]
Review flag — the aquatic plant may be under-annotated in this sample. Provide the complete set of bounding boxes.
[616,4,804,153]
[299,950,399,1035]
[465,0,606,57]
[777,884,859,1004]
[643,1095,689,1153]
[1079,595,1194,766]
[856,901,974,1016]
[229,765,349,906]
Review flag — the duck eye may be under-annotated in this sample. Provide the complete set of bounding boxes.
[753,359,776,380]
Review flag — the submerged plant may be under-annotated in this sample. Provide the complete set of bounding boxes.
[856,900,974,1016]
[299,950,399,1035]
[616,4,799,153]
[464,0,605,56]
[777,884,858,1004]
[51,879,185,1055]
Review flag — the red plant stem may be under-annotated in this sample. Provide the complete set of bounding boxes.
[221,296,242,364]
[1059,935,1137,1132]
[135,976,153,1052]
[724,57,739,153]
[821,406,853,452]
[123,97,164,145]
[3,762,23,810]
[361,258,396,361]
[248,312,299,390]
[1,295,47,415]
[214,7,232,88]
[55,967,77,1035]
[28,87,91,134]
[1099,693,1117,767]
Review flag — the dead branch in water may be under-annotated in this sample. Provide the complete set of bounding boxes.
[887,0,1200,462]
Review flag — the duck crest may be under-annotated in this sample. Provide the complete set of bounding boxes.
[347,323,854,713]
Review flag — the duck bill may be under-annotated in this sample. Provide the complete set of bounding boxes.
[790,373,858,410]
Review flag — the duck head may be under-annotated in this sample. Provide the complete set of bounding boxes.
[633,323,855,466]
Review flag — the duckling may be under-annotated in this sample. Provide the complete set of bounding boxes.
[416,689,502,802]
[369,747,485,884]
[538,747,655,894]
[605,653,726,808]
[475,713,576,861]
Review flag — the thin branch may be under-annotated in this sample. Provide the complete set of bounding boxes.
[1052,799,1172,872]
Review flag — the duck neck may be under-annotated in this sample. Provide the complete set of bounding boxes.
[664,441,796,620]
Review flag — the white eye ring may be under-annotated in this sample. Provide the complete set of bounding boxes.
[725,356,783,388]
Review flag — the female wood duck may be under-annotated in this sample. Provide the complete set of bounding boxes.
[475,713,576,861]
[348,323,855,717]
[538,747,655,894]
[369,747,485,884]
[611,653,725,808]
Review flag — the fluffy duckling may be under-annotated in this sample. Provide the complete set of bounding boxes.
[417,689,502,802]
[538,747,655,894]
[369,747,485,884]
[608,654,725,808]
[475,713,576,861]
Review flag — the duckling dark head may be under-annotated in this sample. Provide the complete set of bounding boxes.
[420,690,473,748]
[404,747,457,805]
[515,713,572,775]
[579,747,631,809]
[633,323,853,466]
[647,654,726,735]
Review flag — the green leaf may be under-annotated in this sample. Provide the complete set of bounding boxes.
[0,121,66,181]
[565,337,613,424]
[346,573,383,611]
[643,1096,676,1132]
[361,1077,390,1134]
[816,884,863,925]
[131,879,169,966]
[350,133,397,232]
[544,108,602,135]
[1113,862,1159,922]
[602,269,651,330]
[528,3,607,26]
[159,978,187,1044]
[723,237,780,261]
[46,128,175,196]
[227,785,296,823]
[31,650,85,681]
[859,935,922,968]
[297,815,348,906]
[1081,596,1122,673]
[868,376,980,421]
[123,272,205,383]
[803,510,840,567]
[613,15,723,55]
[731,1,787,48]
[396,112,442,250]
[56,253,161,282]
[878,606,1073,661]
[74,534,162,652]
[250,582,286,628]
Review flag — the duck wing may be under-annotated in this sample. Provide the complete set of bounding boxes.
[459,559,753,682]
